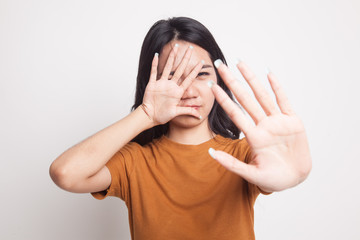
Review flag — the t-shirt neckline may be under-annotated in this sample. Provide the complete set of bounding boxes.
[157,134,229,150]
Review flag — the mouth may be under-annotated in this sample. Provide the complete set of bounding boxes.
[185,105,201,110]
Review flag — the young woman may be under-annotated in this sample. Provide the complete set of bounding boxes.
[49,17,312,240]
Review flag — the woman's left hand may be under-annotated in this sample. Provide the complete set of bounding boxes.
[208,60,312,193]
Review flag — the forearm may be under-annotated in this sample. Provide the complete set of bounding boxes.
[50,106,155,187]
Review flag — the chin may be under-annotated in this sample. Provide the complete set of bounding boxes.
[170,115,204,128]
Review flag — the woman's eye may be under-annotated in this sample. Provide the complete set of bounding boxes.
[197,72,209,77]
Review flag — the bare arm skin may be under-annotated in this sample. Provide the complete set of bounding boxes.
[49,44,203,194]
[49,106,155,193]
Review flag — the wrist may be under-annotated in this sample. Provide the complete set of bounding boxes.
[140,103,152,120]
[136,104,157,129]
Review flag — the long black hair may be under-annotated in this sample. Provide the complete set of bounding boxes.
[130,17,240,146]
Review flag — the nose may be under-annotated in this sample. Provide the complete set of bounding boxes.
[181,81,198,100]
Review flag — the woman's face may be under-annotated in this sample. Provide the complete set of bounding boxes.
[157,40,218,128]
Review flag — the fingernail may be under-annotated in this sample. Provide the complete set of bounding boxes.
[155,52,159,57]
[236,58,244,64]
[266,67,271,75]
[207,81,215,88]
[214,59,223,68]
[208,148,216,159]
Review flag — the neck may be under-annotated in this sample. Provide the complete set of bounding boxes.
[166,120,216,145]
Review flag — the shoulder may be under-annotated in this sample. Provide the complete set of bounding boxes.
[120,138,163,155]
[119,141,143,152]
[214,135,251,162]
[215,134,249,148]
[113,141,149,160]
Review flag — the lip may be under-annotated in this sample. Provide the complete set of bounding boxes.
[187,105,200,111]
[185,105,201,107]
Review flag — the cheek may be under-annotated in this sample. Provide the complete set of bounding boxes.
[199,83,215,105]
[195,77,216,97]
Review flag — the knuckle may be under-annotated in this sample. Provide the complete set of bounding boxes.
[226,75,237,84]
[217,94,227,106]
[228,107,238,119]
[247,74,257,83]
[183,55,191,61]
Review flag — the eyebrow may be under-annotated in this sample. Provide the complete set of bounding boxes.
[161,64,213,76]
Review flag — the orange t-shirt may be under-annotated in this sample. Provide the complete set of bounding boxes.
[91,134,270,240]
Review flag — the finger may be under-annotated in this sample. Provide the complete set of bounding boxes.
[149,53,159,83]
[208,148,258,184]
[214,60,266,124]
[209,81,254,135]
[171,45,193,82]
[236,61,280,116]
[161,43,178,80]
[180,60,203,90]
[175,106,202,120]
[267,71,295,115]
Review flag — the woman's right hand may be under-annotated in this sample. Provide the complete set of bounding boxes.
[141,44,204,126]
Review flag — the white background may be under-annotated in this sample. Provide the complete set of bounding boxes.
[1,0,359,239]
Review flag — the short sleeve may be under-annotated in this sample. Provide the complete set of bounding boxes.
[90,141,140,202]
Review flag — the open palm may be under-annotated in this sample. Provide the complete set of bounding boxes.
[142,46,203,125]
[209,60,312,193]
[143,73,187,124]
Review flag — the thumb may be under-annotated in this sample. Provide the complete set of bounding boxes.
[175,106,202,120]
[208,148,258,183]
